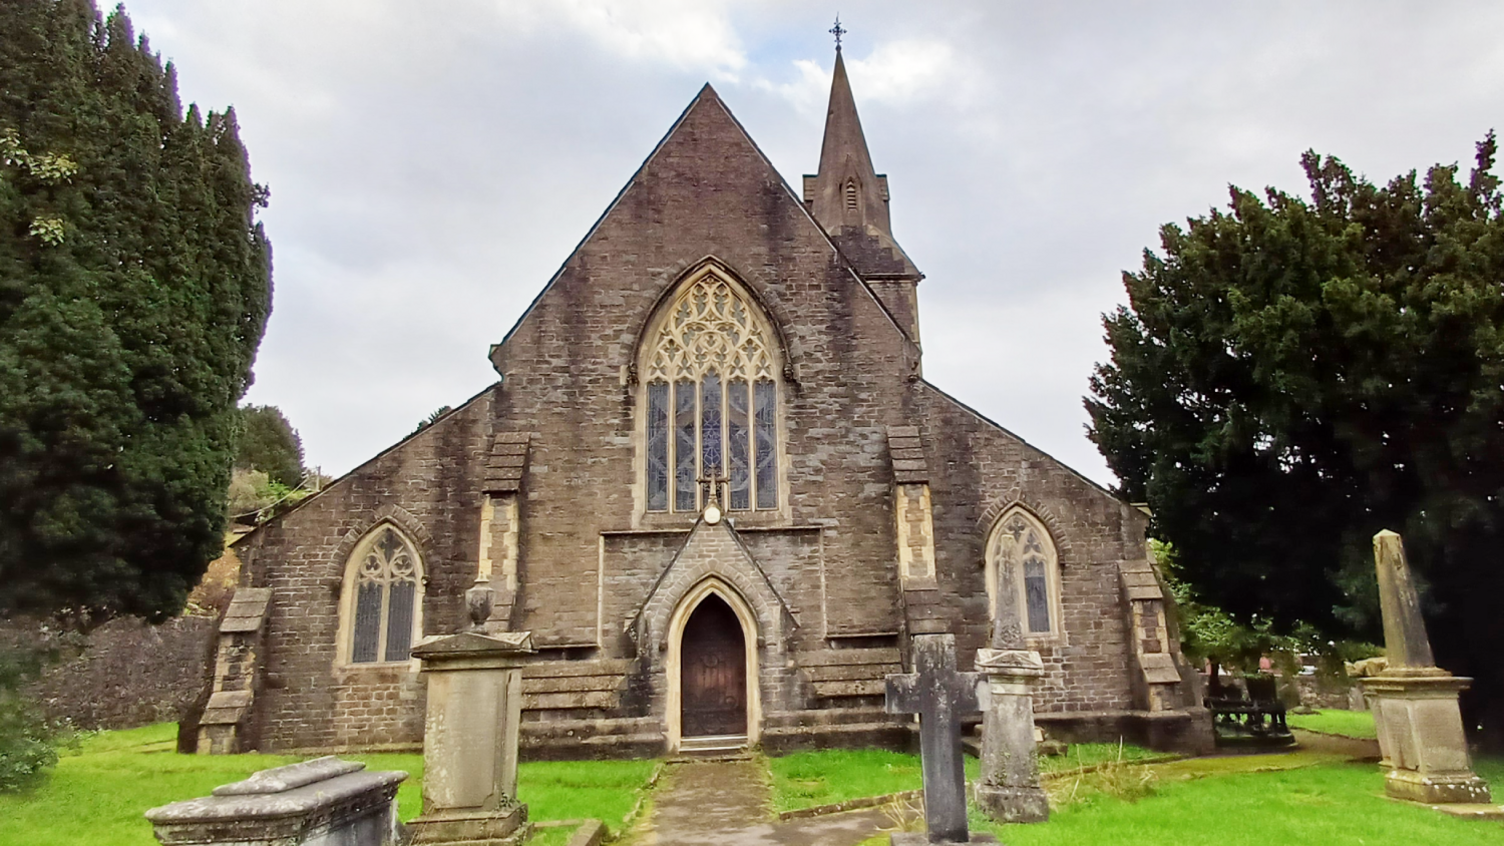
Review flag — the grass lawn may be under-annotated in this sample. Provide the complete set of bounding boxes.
[0,723,656,846]
[984,755,1504,846]
[1287,709,1379,740]
[767,743,1163,813]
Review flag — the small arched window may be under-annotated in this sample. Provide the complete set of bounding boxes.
[984,507,1061,637]
[844,178,859,213]
[641,268,781,514]
[344,525,422,664]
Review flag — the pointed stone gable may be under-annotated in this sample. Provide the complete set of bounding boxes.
[629,519,795,652]
[490,83,917,381]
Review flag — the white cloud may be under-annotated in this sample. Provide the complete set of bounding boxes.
[492,0,747,80]
[846,39,957,105]
[754,37,960,118]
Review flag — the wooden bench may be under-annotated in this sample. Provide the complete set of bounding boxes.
[1206,674,1291,742]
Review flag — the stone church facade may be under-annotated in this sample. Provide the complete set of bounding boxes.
[201,51,1211,758]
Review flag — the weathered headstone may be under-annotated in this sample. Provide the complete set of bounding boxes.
[886,633,998,845]
[408,629,536,845]
[973,561,1048,823]
[145,756,406,846]
[1360,530,1497,813]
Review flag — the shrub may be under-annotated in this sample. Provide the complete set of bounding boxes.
[0,638,67,793]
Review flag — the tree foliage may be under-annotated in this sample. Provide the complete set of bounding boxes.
[1088,135,1504,747]
[235,404,303,488]
[0,1,271,623]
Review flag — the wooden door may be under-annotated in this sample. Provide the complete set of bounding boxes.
[680,594,747,737]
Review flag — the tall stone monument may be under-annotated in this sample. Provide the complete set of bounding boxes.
[885,633,998,845]
[1361,530,1494,810]
[973,557,1049,823]
[408,626,536,845]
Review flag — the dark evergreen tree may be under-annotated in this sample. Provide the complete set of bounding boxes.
[235,405,303,488]
[0,1,271,623]
[1087,135,1504,749]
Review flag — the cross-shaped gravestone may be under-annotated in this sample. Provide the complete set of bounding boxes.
[886,633,986,843]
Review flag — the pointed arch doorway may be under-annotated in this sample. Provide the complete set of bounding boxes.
[681,594,746,738]
[666,579,761,751]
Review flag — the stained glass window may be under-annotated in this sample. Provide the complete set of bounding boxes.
[1023,557,1050,633]
[646,382,669,510]
[675,380,697,512]
[642,270,780,513]
[754,379,777,509]
[987,509,1058,636]
[727,378,750,510]
[701,372,722,480]
[349,526,420,664]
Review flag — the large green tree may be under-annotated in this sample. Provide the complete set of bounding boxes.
[0,1,271,623]
[235,404,303,488]
[1088,135,1504,749]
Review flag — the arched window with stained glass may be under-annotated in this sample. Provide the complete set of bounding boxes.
[344,525,422,664]
[641,268,781,514]
[984,507,1061,637]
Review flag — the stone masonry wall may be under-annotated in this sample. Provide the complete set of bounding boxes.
[25,616,216,730]
[234,394,495,751]
[920,383,1146,715]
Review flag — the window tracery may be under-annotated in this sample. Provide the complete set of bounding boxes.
[643,271,780,513]
[346,525,421,664]
[985,507,1060,637]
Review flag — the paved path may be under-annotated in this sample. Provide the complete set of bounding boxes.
[630,759,899,846]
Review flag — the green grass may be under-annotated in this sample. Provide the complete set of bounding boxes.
[1040,742,1167,774]
[986,757,1504,846]
[767,743,1160,813]
[768,748,928,812]
[531,824,585,846]
[0,724,656,846]
[856,751,1504,846]
[516,758,658,832]
[1287,709,1379,739]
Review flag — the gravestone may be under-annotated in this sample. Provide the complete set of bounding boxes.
[145,756,406,846]
[408,628,537,845]
[886,633,998,845]
[974,561,1048,823]
[1360,530,1496,813]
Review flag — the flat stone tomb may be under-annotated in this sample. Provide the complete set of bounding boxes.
[145,756,406,846]
[885,633,998,845]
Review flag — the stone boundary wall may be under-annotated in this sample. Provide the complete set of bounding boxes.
[24,616,216,730]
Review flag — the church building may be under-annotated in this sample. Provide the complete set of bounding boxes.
[200,48,1211,758]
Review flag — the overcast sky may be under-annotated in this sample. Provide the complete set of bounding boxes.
[119,1,1504,486]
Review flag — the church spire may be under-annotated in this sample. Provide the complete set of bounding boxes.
[803,28,924,344]
[808,42,890,235]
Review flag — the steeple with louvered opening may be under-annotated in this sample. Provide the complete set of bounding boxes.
[803,43,925,345]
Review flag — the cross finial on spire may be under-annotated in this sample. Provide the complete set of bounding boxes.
[830,15,846,50]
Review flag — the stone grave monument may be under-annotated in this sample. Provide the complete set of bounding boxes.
[145,756,406,846]
[885,633,999,845]
[1360,530,1496,814]
[973,560,1048,823]
[408,616,537,846]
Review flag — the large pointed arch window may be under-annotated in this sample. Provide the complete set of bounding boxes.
[984,507,1061,637]
[343,525,422,664]
[642,269,780,514]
